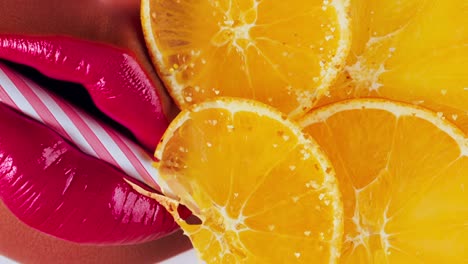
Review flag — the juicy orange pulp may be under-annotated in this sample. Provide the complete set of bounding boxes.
[318,0,468,131]
[300,99,468,263]
[154,98,343,263]
[142,0,351,117]
[139,0,468,263]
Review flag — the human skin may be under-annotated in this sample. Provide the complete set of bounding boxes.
[0,0,178,120]
[0,34,168,152]
[0,201,192,264]
[0,0,189,260]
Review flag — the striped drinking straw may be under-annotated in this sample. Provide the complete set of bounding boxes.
[0,63,162,191]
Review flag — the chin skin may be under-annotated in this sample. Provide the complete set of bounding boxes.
[0,201,193,264]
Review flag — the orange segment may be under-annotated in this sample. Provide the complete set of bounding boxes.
[141,0,350,117]
[299,99,468,263]
[318,0,468,132]
[154,98,343,263]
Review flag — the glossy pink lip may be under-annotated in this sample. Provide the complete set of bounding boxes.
[0,102,180,244]
[0,35,188,245]
[0,34,169,152]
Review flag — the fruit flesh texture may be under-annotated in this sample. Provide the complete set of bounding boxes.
[319,0,468,131]
[301,100,468,263]
[155,99,343,263]
[143,0,350,117]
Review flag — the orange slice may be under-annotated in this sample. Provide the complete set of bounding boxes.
[153,98,343,263]
[300,99,468,263]
[318,0,468,131]
[141,0,351,117]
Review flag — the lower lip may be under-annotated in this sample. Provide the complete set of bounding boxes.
[0,63,161,189]
[0,63,181,244]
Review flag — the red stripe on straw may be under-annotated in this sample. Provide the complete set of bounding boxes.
[50,92,120,168]
[0,83,18,108]
[1,67,72,140]
[0,67,18,108]
[103,127,159,188]
[1,64,156,187]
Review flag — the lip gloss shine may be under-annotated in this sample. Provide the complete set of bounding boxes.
[0,101,181,244]
[0,34,170,151]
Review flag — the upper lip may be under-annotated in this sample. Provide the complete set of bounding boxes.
[0,34,169,152]
[0,34,187,245]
